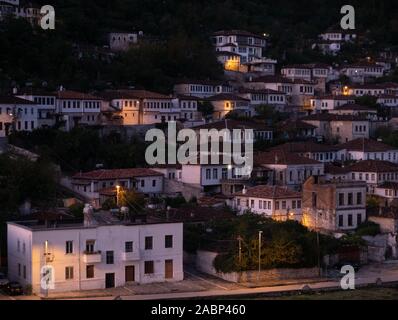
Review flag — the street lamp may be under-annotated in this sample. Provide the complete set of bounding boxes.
[116,185,120,207]
[257,231,263,282]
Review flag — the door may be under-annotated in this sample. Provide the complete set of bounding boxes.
[165,260,173,279]
[125,266,135,282]
[105,273,115,288]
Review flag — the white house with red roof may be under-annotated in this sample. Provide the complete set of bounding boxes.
[55,90,103,131]
[233,185,302,221]
[238,88,287,111]
[336,138,398,163]
[254,150,324,188]
[72,168,164,207]
[309,95,356,113]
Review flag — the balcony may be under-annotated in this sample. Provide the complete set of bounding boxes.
[121,251,140,261]
[83,251,102,263]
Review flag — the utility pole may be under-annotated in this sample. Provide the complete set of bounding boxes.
[237,235,242,271]
[257,231,263,282]
[316,210,321,277]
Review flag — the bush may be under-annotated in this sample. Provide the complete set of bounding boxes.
[356,221,381,237]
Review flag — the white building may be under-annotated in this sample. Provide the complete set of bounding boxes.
[336,138,398,163]
[55,90,103,131]
[233,185,302,221]
[16,90,57,128]
[211,30,267,64]
[72,168,164,208]
[7,211,183,294]
[0,96,38,137]
[108,31,142,52]
[238,88,286,111]
[309,95,356,113]
[174,80,233,98]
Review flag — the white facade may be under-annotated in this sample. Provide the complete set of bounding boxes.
[7,219,183,294]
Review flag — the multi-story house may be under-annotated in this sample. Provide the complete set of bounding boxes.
[244,76,315,108]
[7,211,183,293]
[215,51,241,72]
[206,93,251,119]
[344,84,386,97]
[302,176,366,233]
[269,142,339,163]
[108,31,142,52]
[301,114,370,143]
[346,160,398,193]
[55,90,103,131]
[16,90,57,128]
[336,138,398,163]
[254,150,324,188]
[233,185,302,221]
[238,88,287,111]
[374,182,398,203]
[211,30,267,64]
[276,119,317,140]
[174,80,233,99]
[312,28,357,56]
[309,95,356,113]
[377,94,398,108]
[328,104,378,119]
[173,95,202,125]
[72,168,164,208]
[0,96,38,137]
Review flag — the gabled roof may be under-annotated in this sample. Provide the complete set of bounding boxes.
[301,113,368,122]
[0,96,36,105]
[206,93,249,102]
[314,95,356,101]
[269,141,339,153]
[212,30,266,39]
[348,160,398,173]
[238,87,285,95]
[337,138,397,152]
[377,182,398,190]
[192,119,272,131]
[278,119,317,130]
[325,163,349,175]
[334,103,376,111]
[234,185,301,199]
[73,168,163,180]
[99,89,171,100]
[55,90,102,100]
[254,150,321,166]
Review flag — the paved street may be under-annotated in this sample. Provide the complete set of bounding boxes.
[2,262,398,300]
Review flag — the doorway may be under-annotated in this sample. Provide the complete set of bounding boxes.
[165,260,173,279]
[125,266,135,282]
[105,273,115,288]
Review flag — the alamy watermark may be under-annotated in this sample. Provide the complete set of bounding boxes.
[40,5,55,30]
[340,5,355,30]
[145,122,254,176]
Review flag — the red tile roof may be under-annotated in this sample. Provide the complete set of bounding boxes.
[348,160,398,173]
[55,90,102,100]
[100,89,171,100]
[254,150,321,165]
[269,141,339,153]
[334,103,376,111]
[206,93,249,102]
[73,168,163,180]
[234,185,301,199]
[337,138,396,152]
[193,119,272,131]
[0,96,36,105]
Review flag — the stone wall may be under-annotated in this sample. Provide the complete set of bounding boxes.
[195,250,319,283]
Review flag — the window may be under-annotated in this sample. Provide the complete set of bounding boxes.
[66,241,73,254]
[357,192,362,205]
[348,193,353,205]
[206,169,211,180]
[23,266,26,279]
[297,200,302,209]
[86,265,94,279]
[152,180,156,187]
[213,168,218,179]
[357,214,362,225]
[275,201,279,210]
[106,251,114,264]
[165,235,173,248]
[18,264,21,276]
[145,236,153,250]
[292,200,296,209]
[338,215,344,227]
[282,201,286,209]
[125,241,133,253]
[144,261,154,274]
[86,240,95,253]
[17,240,20,252]
[141,180,145,187]
[338,193,345,206]
[65,266,74,280]
[251,200,254,208]
[348,214,353,227]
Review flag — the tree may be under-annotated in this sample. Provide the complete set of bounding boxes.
[118,190,146,214]
[198,101,214,119]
